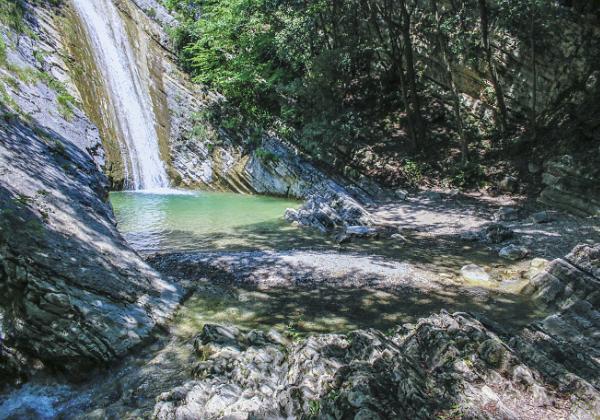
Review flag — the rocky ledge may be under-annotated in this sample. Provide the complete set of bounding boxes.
[147,243,600,419]
[539,155,600,217]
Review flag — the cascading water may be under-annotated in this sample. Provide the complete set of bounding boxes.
[71,0,170,190]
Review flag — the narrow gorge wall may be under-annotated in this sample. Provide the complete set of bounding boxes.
[0,1,183,385]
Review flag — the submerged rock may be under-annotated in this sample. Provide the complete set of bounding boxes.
[459,230,481,242]
[528,258,549,278]
[460,264,491,282]
[499,244,530,260]
[483,223,514,244]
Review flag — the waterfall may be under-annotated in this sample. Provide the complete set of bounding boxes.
[71,0,169,190]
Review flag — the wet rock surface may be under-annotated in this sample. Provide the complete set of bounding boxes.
[499,244,530,261]
[154,312,598,419]
[460,264,491,282]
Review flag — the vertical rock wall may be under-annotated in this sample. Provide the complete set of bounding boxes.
[0,1,183,384]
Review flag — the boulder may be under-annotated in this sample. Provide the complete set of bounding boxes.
[336,226,380,243]
[483,223,514,243]
[531,210,557,224]
[494,207,520,222]
[423,190,442,201]
[528,257,549,278]
[526,243,600,309]
[499,175,519,193]
[538,155,600,217]
[285,193,374,233]
[395,189,408,200]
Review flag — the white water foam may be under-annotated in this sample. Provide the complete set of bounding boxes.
[72,0,170,190]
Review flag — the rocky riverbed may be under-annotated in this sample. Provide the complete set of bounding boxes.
[3,242,595,419]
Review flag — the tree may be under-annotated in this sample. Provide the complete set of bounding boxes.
[431,0,468,163]
[478,0,508,133]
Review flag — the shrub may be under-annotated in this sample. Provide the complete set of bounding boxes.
[254,147,279,164]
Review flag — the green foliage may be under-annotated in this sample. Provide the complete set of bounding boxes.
[450,162,486,188]
[307,400,321,417]
[165,0,387,159]
[0,80,20,113]
[285,320,303,341]
[0,35,6,66]
[166,0,586,184]
[254,147,279,165]
[0,0,27,33]
[32,49,46,66]
[401,160,424,187]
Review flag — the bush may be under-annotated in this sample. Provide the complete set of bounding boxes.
[402,160,424,186]
[0,36,7,66]
[450,162,486,188]
[254,147,279,164]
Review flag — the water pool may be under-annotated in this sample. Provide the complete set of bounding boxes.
[109,190,304,253]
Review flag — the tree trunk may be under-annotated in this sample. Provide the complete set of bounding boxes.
[433,0,468,163]
[399,0,425,149]
[373,0,418,150]
[530,8,537,138]
[479,0,508,133]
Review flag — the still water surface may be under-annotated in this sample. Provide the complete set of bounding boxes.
[110,190,302,252]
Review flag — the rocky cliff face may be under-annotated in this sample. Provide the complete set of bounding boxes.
[539,155,600,217]
[58,0,210,189]
[0,2,183,385]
